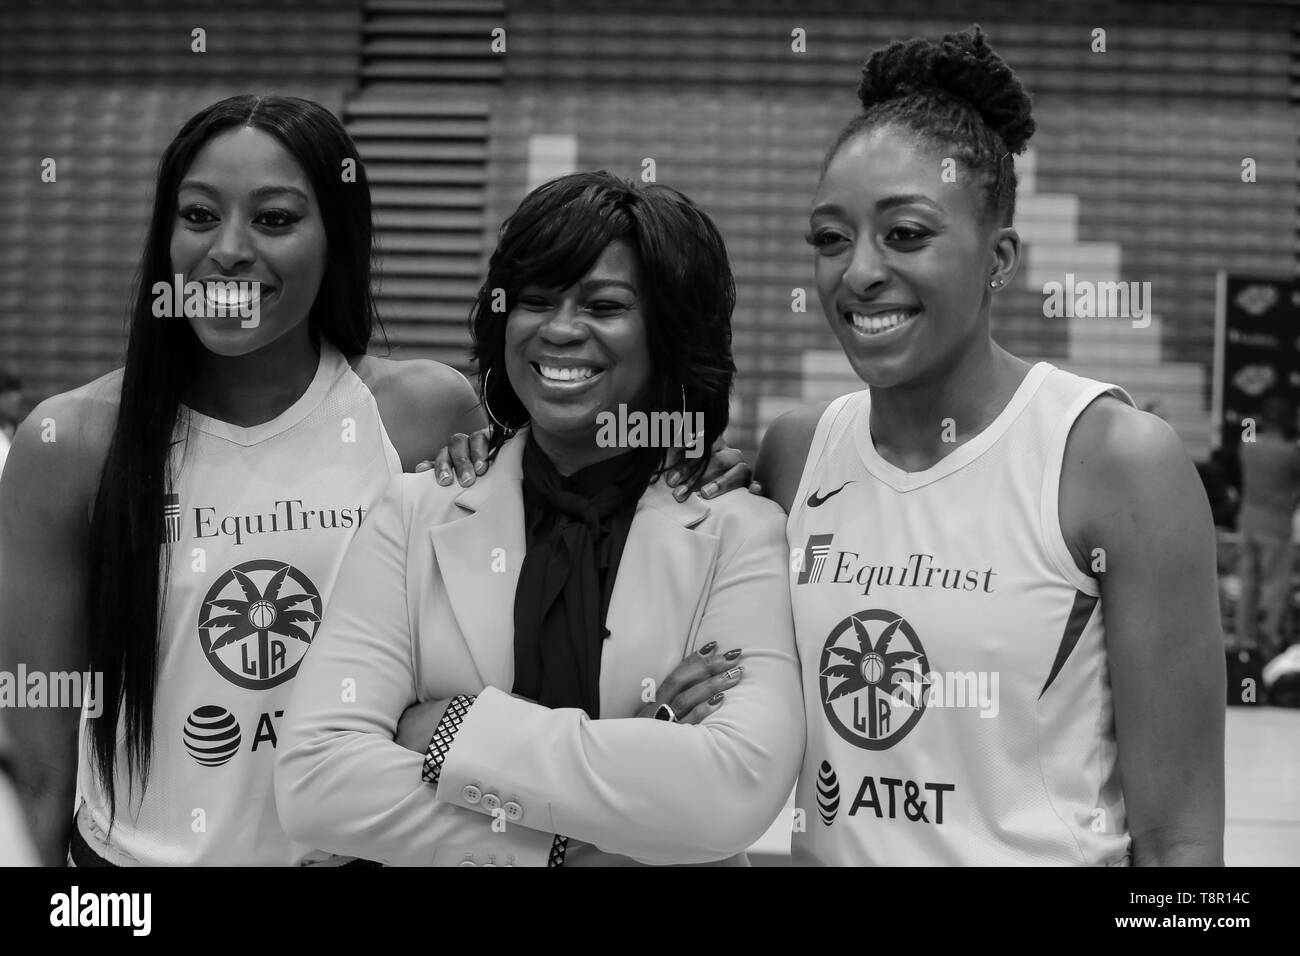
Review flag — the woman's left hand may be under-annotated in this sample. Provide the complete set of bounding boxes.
[665,436,753,502]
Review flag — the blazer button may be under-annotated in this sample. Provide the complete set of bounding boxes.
[503,801,523,822]
[458,859,477,867]
[462,785,482,804]
[481,793,502,812]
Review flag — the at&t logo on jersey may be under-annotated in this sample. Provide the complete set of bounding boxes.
[182,705,241,766]
[820,609,929,750]
[198,560,321,690]
[816,760,840,825]
[817,757,956,827]
[181,704,288,766]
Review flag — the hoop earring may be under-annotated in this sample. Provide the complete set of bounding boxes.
[676,383,697,449]
[482,366,525,433]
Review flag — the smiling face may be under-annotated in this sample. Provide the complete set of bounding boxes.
[809,126,1010,389]
[503,239,654,466]
[171,126,326,357]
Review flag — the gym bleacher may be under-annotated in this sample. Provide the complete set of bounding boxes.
[0,0,1297,867]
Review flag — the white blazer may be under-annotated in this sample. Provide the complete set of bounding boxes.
[276,431,804,866]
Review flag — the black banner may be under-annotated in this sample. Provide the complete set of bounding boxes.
[0,864,1282,944]
[1217,274,1300,451]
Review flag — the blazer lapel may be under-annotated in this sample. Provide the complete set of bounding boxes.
[428,439,722,714]
[428,436,527,688]
[599,481,718,717]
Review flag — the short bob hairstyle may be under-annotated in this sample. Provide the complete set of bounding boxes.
[469,170,736,492]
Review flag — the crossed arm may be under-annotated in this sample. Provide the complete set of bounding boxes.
[275,477,803,865]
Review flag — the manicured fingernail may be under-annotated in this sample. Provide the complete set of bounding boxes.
[708,693,725,706]
[723,648,742,661]
[437,469,452,484]
[698,641,717,657]
[666,472,680,487]
[724,666,743,681]
[701,482,718,498]
[475,461,487,474]
[674,488,688,501]
[460,470,473,484]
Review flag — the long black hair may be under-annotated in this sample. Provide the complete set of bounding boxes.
[827,25,1036,227]
[469,171,736,492]
[87,95,380,817]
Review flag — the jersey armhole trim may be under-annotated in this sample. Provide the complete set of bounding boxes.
[345,362,405,476]
[1039,383,1134,598]
[789,392,864,521]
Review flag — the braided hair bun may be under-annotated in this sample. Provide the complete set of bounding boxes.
[857,25,1035,154]
[824,26,1034,225]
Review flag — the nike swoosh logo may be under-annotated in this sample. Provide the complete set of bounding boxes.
[807,481,853,508]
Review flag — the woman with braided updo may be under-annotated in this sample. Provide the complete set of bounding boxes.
[757,26,1224,865]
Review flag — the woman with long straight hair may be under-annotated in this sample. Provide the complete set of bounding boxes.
[0,94,490,865]
[757,27,1225,865]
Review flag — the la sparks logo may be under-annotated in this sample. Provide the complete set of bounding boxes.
[820,610,929,750]
[198,560,321,690]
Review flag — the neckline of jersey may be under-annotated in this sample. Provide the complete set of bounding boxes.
[181,340,344,446]
[853,361,1053,493]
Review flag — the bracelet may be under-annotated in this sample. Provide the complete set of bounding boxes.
[421,694,477,788]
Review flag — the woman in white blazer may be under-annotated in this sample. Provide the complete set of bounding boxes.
[276,172,804,866]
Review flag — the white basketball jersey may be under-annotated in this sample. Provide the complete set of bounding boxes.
[77,341,402,865]
[788,363,1134,866]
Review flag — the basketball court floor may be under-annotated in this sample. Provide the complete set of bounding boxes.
[1222,706,1300,865]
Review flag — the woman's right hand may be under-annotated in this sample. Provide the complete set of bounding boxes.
[635,642,744,724]
[415,428,492,486]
